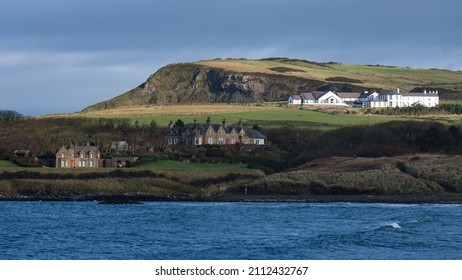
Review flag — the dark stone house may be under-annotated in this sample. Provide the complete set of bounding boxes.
[166,117,266,146]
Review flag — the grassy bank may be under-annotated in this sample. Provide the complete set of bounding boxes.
[0,165,264,198]
[75,105,426,128]
[0,160,17,168]
[133,160,252,172]
[1,155,461,199]
[226,155,462,196]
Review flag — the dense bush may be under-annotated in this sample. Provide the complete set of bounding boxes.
[371,104,462,115]
[0,117,164,157]
[265,121,462,168]
[0,110,23,121]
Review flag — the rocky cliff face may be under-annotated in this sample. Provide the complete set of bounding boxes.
[84,63,327,111]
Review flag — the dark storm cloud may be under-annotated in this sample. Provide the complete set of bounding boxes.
[0,0,461,115]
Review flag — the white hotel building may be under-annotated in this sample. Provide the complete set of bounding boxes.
[288,88,439,108]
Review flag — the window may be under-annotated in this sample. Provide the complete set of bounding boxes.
[208,137,213,144]
[90,153,93,159]
[90,160,94,167]
[61,153,65,158]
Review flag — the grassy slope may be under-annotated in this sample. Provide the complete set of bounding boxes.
[195,58,462,93]
[240,155,462,195]
[134,160,252,172]
[0,160,17,168]
[76,105,441,128]
[1,156,461,197]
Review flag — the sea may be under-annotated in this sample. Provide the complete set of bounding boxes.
[0,201,461,260]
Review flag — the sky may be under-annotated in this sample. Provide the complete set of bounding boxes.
[1,0,461,116]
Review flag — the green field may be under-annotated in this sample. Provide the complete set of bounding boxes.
[127,108,417,128]
[134,160,252,172]
[0,160,17,168]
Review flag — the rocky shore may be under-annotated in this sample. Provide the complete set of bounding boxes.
[2,193,462,204]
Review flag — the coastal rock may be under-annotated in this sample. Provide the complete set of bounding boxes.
[97,195,142,205]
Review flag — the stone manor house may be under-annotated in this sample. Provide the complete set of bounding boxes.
[288,88,439,108]
[166,117,266,146]
[55,144,100,168]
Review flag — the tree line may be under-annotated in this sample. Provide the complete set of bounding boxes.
[0,117,165,160]
[2,115,462,173]
[365,104,462,115]
[0,109,23,121]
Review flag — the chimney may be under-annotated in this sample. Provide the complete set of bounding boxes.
[436,90,438,95]
[222,118,226,128]
[206,117,211,125]
[238,118,242,127]
[193,118,197,125]
[424,89,427,94]
[396,88,400,93]
[168,120,173,128]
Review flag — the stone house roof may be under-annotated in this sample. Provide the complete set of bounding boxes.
[245,130,266,139]
[57,144,100,158]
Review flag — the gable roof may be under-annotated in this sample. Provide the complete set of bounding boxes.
[300,91,328,100]
[290,95,302,100]
[300,92,314,100]
[245,130,266,139]
[359,92,378,99]
[56,145,99,157]
[337,92,361,98]
[73,146,99,156]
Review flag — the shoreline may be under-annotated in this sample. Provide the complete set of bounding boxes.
[1,193,462,204]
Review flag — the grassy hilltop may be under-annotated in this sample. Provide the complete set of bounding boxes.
[83,58,462,111]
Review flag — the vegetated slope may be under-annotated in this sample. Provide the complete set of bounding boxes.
[83,58,462,111]
[233,155,462,196]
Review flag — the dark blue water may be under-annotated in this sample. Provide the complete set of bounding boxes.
[0,202,461,259]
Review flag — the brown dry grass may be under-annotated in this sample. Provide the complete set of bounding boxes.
[194,60,333,81]
[44,104,281,119]
[295,154,445,173]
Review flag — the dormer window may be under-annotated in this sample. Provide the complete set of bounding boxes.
[90,153,93,159]
[80,152,84,158]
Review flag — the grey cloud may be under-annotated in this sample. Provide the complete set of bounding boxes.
[1,0,461,115]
